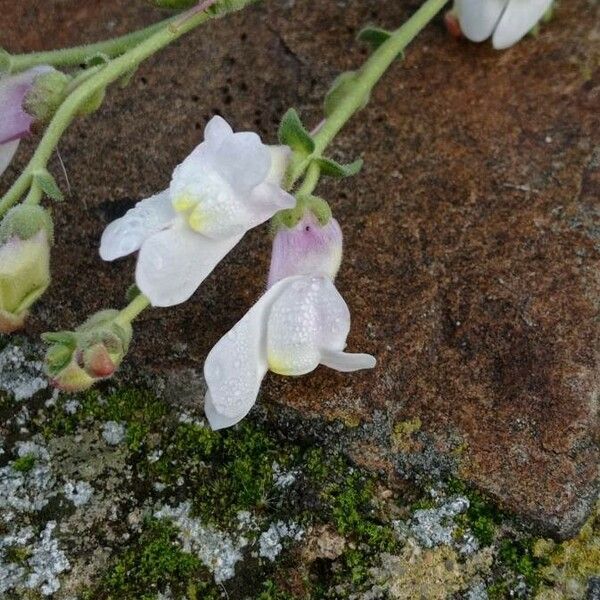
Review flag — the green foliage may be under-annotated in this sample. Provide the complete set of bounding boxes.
[33,169,64,202]
[357,27,391,51]
[102,519,218,600]
[278,108,315,156]
[12,453,36,472]
[315,157,363,179]
[0,204,54,245]
[498,538,547,590]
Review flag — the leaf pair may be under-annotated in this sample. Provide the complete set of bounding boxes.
[278,109,363,180]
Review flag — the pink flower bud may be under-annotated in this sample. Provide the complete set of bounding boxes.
[268,211,343,288]
[1,66,68,175]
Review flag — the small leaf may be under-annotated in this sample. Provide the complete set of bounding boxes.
[278,108,315,156]
[41,331,77,347]
[315,157,364,178]
[33,169,64,202]
[125,284,141,303]
[358,26,404,59]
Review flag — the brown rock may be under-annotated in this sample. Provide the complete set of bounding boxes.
[3,0,598,538]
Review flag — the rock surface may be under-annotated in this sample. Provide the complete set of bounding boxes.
[2,0,599,539]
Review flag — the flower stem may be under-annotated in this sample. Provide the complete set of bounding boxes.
[115,294,151,328]
[6,15,180,73]
[0,3,219,219]
[288,0,448,189]
[295,161,321,197]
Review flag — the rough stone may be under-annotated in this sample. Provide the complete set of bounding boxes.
[2,0,599,538]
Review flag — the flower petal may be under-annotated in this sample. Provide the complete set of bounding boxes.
[214,131,271,193]
[455,0,507,42]
[204,115,233,144]
[0,139,19,177]
[203,277,296,429]
[135,219,243,307]
[320,349,376,372]
[266,145,292,186]
[492,0,553,49]
[266,276,349,376]
[246,182,296,227]
[100,190,175,261]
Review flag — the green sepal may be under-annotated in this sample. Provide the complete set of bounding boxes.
[0,48,10,73]
[324,71,369,118]
[315,157,363,178]
[278,108,315,156]
[358,26,404,59]
[23,70,71,123]
[271,194,332,231]
[33,169,64,202]
[41,331,77,347]
[125,284,141,303]
[0,205,54,244]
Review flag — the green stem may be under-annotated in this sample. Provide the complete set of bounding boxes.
[295,161,321,197]
[115,294,151,327]
[0,5,217,218]
[6,15,180,73]
[287,0,448,189]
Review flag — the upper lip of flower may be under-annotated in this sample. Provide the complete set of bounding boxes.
[99,115,295,307]
[203,274,376,430]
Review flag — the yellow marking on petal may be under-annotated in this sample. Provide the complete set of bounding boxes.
[173,194,197,213]
[188,206,208,232]
[268,352,295,376]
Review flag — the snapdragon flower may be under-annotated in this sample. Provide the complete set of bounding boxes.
[204,206,375,430]
[449,0,553,49]
[100,116,295,307]
[268,208,343,287]
[0,66,69,176]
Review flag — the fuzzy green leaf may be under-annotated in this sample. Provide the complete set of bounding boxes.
[315,157,363,178]
[278,108,315,156]
[358,27,404,59]
[33,169,64,202]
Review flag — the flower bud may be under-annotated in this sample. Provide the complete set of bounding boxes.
[43,310,133,392]
[444,9,463,39]
[1,66,70,175]
[0,206,53,333]
[268,198,343,288]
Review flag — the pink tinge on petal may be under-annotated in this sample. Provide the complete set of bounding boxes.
[0,67,50,144]
[268,213,343,288]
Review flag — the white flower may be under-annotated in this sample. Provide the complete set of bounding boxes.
[203,274,376,430]
[99,116,294,307]
[454,0,553,49]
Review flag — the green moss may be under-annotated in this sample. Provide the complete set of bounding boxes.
[392,417,421,452]
[256,580,297,600]
[42,388,169,443]
[447,478,499,546]
[498,537,548,591]
[101,519,219,600]
[12,453,36,472]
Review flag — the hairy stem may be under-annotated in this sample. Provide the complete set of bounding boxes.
[288,0,448,189]
[115,294,151,327]
[6,15,180,73]
[0,2,219,218]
